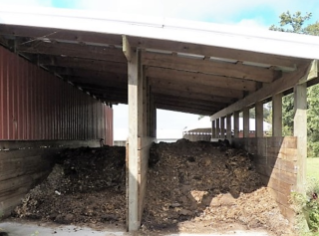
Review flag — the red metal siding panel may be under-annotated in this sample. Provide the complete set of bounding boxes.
[0,46,113,141]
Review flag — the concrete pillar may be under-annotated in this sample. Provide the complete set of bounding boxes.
[212,120,216,139]
[216,118,220,139]
[226,114,232,140]
[233,111,239,138]
[272,93,283,137]
[255,102,263,138]
[220,117,225,139]
[127,49,153,231]
[294,84,307,193]
[243,108,250,138]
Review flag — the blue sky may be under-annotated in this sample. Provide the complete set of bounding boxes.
[2,0,319,28]
[1,0,318,139]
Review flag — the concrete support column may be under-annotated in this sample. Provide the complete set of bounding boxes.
[220,117,225,139]
[243,108,250,138]
[212,120,216,139]
[216,118,220,139]
[226,114,232,140]
[294,84,307,193]
[272,93,283,137]
[233,111,239,138]
[127,48,153,231]
[255,102,264,138]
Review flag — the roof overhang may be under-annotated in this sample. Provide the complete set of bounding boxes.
[0,5,318,115]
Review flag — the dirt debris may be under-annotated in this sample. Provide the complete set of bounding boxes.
[143,139,294,235]
[12,140,294,235]
[13,146,126,227]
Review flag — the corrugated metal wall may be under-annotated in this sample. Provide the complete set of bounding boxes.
[0,46,113,144]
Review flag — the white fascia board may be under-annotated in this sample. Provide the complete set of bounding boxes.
[0,5,319,60]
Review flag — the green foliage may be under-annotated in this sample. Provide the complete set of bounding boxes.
[282,94,294,136]
[291,179,319,235]
[30,231,39,236]
[270,11,312,33]
[270,11,319,156]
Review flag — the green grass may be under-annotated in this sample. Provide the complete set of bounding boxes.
[307,158,319,180]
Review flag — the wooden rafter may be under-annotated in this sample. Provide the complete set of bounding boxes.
[210,61,311,120]
[153,89,235,104]
[39,55,127,73]
[146,67,257,91]
[0,25,122,46]
[151,77,243,98]
[131,37,303,68]
[17,41,126,63]
[142,52,278,83]
[156,103,215,115]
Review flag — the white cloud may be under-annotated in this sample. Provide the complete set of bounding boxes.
[1,0,319,27]
[0,0,53,7]
[234,18,268,30]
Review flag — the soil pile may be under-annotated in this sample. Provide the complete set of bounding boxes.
[13,146,126,226]
[12,140,294,235]
[143,139,294,235]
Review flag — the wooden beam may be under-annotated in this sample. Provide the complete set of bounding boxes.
[210,61,311,121]
[153,88,235,104]
[146,67,257,91]
[64,75,127,89]
[155,101,219,114]
[151,77,243,99]
[17,41,126,63]
[294,83,307,193]
[255,102,263,138]
[39,55,127,73]
[154,94,223,109]
[299,60,318,84]
[50,67,126,80]
[0,25,122,46]
[226,114,232,140]
[233,111,239,138]
[272,93,282,137]
[243,108,250,138]
[142,52,277,83]
[122,35,133,62]
[132,37,303,68]
[156,103,214,115]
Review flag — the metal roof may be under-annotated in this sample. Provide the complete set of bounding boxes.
[0,5,318,115]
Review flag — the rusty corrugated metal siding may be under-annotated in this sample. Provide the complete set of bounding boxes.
[0,46,113,143]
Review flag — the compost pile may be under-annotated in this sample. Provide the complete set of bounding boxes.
[143,139,294,235]
[13,146,126,226]
[12,140,293,235]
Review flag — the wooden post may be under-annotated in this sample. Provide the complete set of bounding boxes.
[151,103,157,138]
[212,120,216,139]
[220,117,225,139]
[127,48,153,231]
[234,111,239,138]
[255,102,263,138]
[226,114,232,140]
[272,93,283,137]
[127,49,140,231]
[216,118,220,139]
[294,84,307,193]
[243,108,250,138]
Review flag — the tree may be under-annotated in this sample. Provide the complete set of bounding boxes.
[270,11,319,156]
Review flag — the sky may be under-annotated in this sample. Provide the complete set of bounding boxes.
[1,0,318,140]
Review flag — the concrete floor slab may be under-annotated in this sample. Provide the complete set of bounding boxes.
[0,221,271,236]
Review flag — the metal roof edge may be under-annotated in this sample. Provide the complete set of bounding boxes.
[0,4,318,60]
